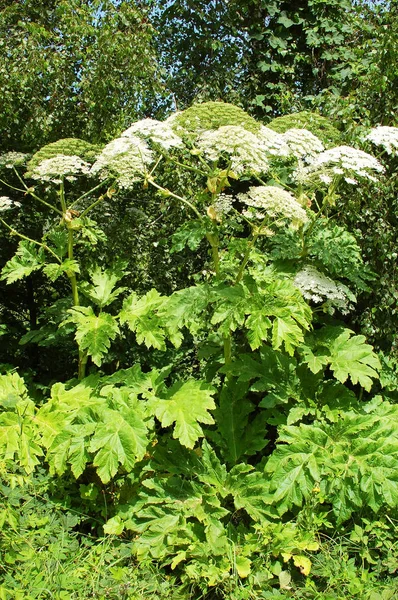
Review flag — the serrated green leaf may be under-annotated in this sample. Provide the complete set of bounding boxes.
[300,346,329,374]
[80,263,128,308]
[152,379,216,448]
[0,372,28,409]
[89,409,148,483]
[43,259,80,282]
[170,220,207,253]
[235,555,251,578]
[119,289,169,350]
[272,316,305,356]
[328,330,380,391]
[213,379,267,463]
[232,347,301,409]
[104,515,124,535]
[227,463,273,521]
[62,306,119,366]
[1,240,45,283]
[245,311,272,350]
[266,404,398,521]
[159,284,210,336]
[211,284,247,334]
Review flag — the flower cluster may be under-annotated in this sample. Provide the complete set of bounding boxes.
[0,196,22,211]
[294,265,356,314]
[281,129,324,158]
[122,119,184,150]
[258,126,291,157]
[91,136,154,188]
[365,126,398,156]
[0,152,28,169]
[196,126,269,175]
[237,186,308,225]
[298,145,385,186]
[29,155,91,183]
[208,193,234,221]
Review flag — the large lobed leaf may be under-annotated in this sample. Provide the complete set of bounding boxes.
[151,379,216,448]
[1,240,45,284]
[302,326,380,391]
[62,306,120,366]
[265,402,398,522]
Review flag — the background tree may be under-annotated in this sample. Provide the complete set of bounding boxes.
[152,0,364,117]
[0,0,166,152]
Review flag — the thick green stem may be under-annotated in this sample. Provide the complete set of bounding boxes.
[204,230,232,366]
[60,180,87,379]
[12,170,63,214]
[69,180,109,209]
[206,233,220,275]
[235,232,260,285]
[147,178,203,221]
[0,217,61,262]
[223,336,232,367]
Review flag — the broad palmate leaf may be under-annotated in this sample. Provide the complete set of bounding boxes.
[1,240,45,283]
[265,402,398,522]
[119,289,182,350]
[212,379,268,464]
[151,379,216,448]
[302,326,380,391]
[62,306,120,366]
[80,263,128,308]
[41,380,149,482]
[89,407,148,483]
[0,372,42,473]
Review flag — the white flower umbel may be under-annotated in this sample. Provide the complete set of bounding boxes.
[294,265,356,314]
[122,118,184,150]
[0,152,28,169]
[30,155,91,184]
[209,193,234,221]
[300,145,385,185]
[91,135,154,188]
[258,126,291,157]
[196,126,269,175]
[237,185,308,225]
[281,129,324,159]
[0,196,22,211]
[365,126,398,156]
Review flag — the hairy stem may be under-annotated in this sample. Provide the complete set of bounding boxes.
[69,179,110,210]
[12,170,63,215]
[0,217,61,263]
[60,179,87,379]
[147,178,203,221]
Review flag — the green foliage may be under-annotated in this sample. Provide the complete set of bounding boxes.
[79,263,128,308]
[0,101,396,599]
[149,379,216,448]
[0,0,165,150]
[62,306,120,366]
[266,399,398,522]
[302,326,381,391]
[268,111,342,147]
[1,241,45,284]
[0,372,43,473]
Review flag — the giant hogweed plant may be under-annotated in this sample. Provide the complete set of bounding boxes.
[1,103,397,589]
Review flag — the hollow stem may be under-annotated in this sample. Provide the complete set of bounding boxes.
[12,170,62,215]
[69,180,110,210]
[0,217,61,263]
[59,179,86,379]
[147,178,203,221]
[80,195,106,218]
